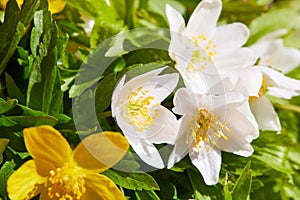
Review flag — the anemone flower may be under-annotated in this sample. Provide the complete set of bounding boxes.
[7,125,129,200]
[111,67,179,169]
[168,88,259,185]
[165,0,257,93]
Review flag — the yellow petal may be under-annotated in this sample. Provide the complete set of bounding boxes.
[48,0,66,14]
[82,173,126,200]
[72,132,129,173]
[24,125,72,169]
[7,160,44,200]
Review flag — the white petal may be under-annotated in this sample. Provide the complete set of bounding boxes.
[207,92,245,112]
[257,66,300,99]
[250,39,282,59]
[173,88,198,115]
[267,87,299,99]
[111,75,126,117]
[186,0,222,38]
[127,136,165,169]
[268,46,300,74]
[165,4,186,32]
[145,73,179,103]
[214,48,257,71]
[213,23,250,49]
[237,67,262,97]
[189,145,221,185]
[215,103,258,156]
[250,96,281,132]
[121,66,168,97]
[167,115,192,168]
[147,106,180,144]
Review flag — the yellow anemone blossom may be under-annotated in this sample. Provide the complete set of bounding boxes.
[7,125,129,200]
[0,0,66,14]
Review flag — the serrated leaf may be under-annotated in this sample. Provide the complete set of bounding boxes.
[26,3,64,115]
[0,0,40,75]
[0,161,16,198]
[103,169,160,191]
[231,161,252,200]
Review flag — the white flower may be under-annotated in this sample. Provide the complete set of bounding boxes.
[250,29,300,74]
[232,30,300,132]
[247,66,300,131]
[168,88,259,185]
[111,67,180,168]
[165,0,257,93]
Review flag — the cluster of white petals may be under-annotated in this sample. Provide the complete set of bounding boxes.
[111,0,300,185]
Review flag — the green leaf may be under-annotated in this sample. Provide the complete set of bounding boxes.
[186,168,223,200]
[6,115,58,127]
[27,5,63,114]
[0,116,18,127]
[103,169,160,191]
[0,161,16,198]
[0,99,18,115]
[66,0,117,19]
[223,173,233,200]
[0,139,9,165]
[90,18,123,48]
[135,190,160,200]
[95,72,119,116]
[253,146,293,173]
[4,73,25,104]
[0,0,40,75]
[248,6,300,45]
[231,161,252,200]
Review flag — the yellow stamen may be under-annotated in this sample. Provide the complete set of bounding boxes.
[122,87,160,132]
[249,76,271,103]
[188,109,230,152]
[185,34,217,76]
[47,164,86,200]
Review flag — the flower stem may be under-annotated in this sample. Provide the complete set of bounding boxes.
[98,111,112,118]
[274,103,300,114]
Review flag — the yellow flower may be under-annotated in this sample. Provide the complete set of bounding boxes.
[0,0,66,14]
[7,125,129,200]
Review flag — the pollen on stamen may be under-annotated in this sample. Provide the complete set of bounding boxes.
[122,87,160,132]
[189,109,230,152]
[47,164,86,200]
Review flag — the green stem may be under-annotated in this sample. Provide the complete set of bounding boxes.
[98,111,112,118]
[274,103,300,114]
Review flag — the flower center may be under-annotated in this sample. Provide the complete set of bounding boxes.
[122,87,160,132]
[185,34,217,74]
[47,164,86,200]
[189,109,230,152]
[249,76,270,103]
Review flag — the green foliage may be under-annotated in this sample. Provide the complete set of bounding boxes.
[103,169,160,191]
[0,0,300,199]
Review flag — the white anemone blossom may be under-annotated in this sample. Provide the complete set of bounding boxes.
[250,29,300,74]
[165,0,257,94]
[111,67,180,168]
[168,88,259,185]
[237,31,300,132]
